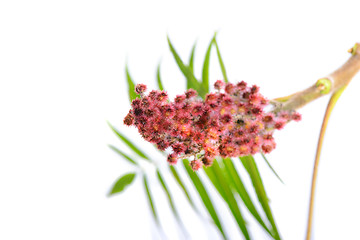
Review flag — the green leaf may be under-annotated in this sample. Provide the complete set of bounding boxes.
[125,65,139,103]
[204,160,250,240]
[167,36,205,97]
[156,63,164,91]
[240,155,281,240]
[107,122,150,161]
[169,165,198,213]
[188,42,197,76]
[143,175,160,225]
[223,158,273,237]
[108,172,136,196]
[201,36,215,93]
[108,144,138,166]
[260,153,284,184]
[156,170,188,236]
[182,159,227,240]
[213,37,229,83]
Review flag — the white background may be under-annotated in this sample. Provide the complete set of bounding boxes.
[1,0,360,239]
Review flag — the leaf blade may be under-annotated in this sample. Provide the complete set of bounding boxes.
[108,144,138,166]
[205,160,250,240]
[125,65,139,103]
[182,159,227,239]
[201,36,215,93]
[188,42,197,76]
[213,37,229,83]
[156,63,164,91]
[167,36,205,96]
[107,122,150,161]
[156,170,188,236]
[143,175,160,225]
[223,158,273,237]
[260,153,284,184]
[240,155,281,239]
[108,172,136,196]
[169,165,198,213]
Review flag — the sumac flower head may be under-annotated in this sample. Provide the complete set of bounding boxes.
[124,82,301,170]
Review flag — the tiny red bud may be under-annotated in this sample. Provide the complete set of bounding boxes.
[123,112,134,126]
[135,84,147,95]
[214,80,225,90]
[190,159,203,171]
[167,153,178,165]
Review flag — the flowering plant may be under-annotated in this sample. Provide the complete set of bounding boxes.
[108,34,360,239]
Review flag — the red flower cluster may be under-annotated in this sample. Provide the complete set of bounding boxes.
[124,81,301,170]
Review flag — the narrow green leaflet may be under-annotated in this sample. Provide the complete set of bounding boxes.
[167,36,205,96]
[188,42,197,76]
[260,153,284,184]
[108,172,136,196]
[203,165,224,199]
[143,175,160,225]
[169,165,198,213]
[205,160,250,240]
[107,122,150,161]
[125,65,139,103]
[156,63,164,91]
[240,155,281,240]
[201,36,215,93]
[214,37,229,83]
[182,159,227,240]
[222,158,273,237]
[156,170,188,236]
[108,144,138,166]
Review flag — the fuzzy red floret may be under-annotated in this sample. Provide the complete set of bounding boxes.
[135,84,147,95]
[123,112,134,126]
[214,80,225,90]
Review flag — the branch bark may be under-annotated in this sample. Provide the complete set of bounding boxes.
[274,43,360,111]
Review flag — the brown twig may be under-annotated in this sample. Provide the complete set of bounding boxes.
[274,43,360,111]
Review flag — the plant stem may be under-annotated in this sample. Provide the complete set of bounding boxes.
[274,43,360,240]
[305,86,346,240]
[274,43,360,111]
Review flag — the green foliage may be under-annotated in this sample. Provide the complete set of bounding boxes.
[108,122,150,161]
[143,175,159,225]
[108,144,138,166]
[188,42,197,76]
[167,36,206,97]
[156,170,188,236]
[214,37,229,83]
[261,153,284,184]
[240,155,281,239]
[223,158,272,236]
[156,63,164,91]
[204,160,250,239]
[125,65,139,103]
[201,36,216,93]
[109,173,136,196]
[109,34,282,239]
[169,165,198,213]
[183,159,227,239]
